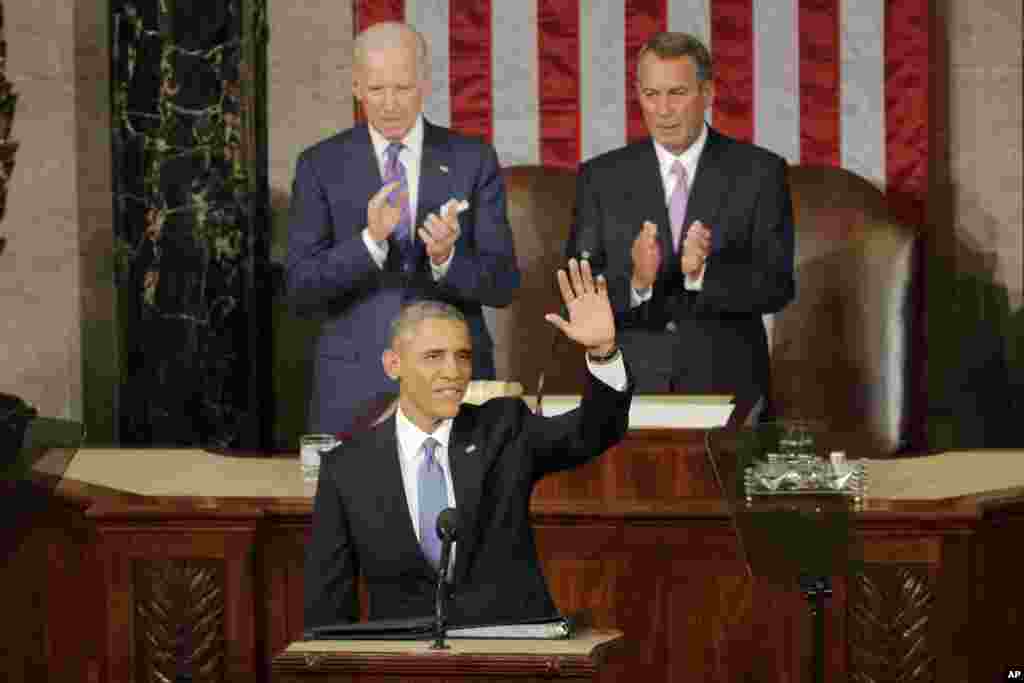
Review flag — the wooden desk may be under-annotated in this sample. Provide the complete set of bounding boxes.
[271,629,623,682]
[4,432,1023,682]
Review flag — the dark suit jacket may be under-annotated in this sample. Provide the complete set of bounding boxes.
[285,121,521,434]
[567,128,795,400]
[303,369,633,630]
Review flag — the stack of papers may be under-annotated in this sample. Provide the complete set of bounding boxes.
[528,394,734,429]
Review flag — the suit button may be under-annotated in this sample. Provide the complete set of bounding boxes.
[665,321,677,333]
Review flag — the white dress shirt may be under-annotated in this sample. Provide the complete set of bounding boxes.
[361,115,454,279]
[631,122,709,307]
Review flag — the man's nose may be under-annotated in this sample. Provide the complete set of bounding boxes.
[440,354,459,376]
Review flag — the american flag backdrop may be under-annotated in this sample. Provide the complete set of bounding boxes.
[355,0,931,225]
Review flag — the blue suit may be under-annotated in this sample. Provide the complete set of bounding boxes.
[286,121,520,434]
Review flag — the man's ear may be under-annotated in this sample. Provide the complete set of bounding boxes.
[352,70,363,103]
[382,348,400,381]
[701,78,715,105]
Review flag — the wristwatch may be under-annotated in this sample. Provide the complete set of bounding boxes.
[587,344,620,364]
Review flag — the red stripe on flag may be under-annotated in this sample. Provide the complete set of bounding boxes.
[799,0,840,166]
[625,0,668,144]
[352,2,405,125]
[711,0,754,143]
[449,0,493,143]
[354,0,404,33]
[885,0,929,227]
[538,0,580,168]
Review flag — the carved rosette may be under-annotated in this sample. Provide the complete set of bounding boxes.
[133,559,225,683]
[0,1,20,254]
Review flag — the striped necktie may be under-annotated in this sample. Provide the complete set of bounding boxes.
[383,142,413,263]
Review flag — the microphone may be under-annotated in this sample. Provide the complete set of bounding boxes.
[431,507,459,649]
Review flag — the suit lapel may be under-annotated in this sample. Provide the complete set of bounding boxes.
[686,128,732,252]
[351,124,384,209]
[417,121,455,226]
[366,417,435,573]
[447,406,485,584]
[629,142,675,270]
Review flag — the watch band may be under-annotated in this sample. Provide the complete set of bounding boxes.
[587,344,620,364]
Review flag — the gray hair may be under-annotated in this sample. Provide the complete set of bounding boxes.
[636,32,713,83]
[354,22,430,81]
[388,300,467,349]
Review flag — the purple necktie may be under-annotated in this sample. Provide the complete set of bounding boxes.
[669,160,689,253]
[383,142,412,250]
[417,437,447,571]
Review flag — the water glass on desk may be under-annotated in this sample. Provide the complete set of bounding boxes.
[300,434,338,483]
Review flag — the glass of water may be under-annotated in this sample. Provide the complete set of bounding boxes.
[300,434,338,483]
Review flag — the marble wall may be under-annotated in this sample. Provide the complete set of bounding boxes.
[0,2,1019,436]
[2,1,89,421]
[947,2,1022,309]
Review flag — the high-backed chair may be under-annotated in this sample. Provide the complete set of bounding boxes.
[486,166,586,395]
[491,164,920,455]
[773,165,920,455]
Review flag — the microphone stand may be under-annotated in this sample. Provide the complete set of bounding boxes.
[431,509,458,650]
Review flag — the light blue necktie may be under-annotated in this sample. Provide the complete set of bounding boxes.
[417,437,447,570]
[383,142,413,265]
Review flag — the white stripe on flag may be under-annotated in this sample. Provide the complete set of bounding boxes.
[668,0,711,43]
[668,0,715,126]
[841,0,886,188]
[408,0,451,127]
[752,0,798,353]
[492,0,540,165]
[753,0,800,164]
[580,0,627,162]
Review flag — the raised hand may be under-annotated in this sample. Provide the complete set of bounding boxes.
[544,258,616,355]
[366,181,403,243]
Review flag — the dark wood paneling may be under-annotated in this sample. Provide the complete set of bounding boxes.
[92,506,261,683]
[533,430,719,501]
[6,437,1023,682]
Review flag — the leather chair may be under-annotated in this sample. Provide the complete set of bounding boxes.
[772,165,920,455]
[493,164,920,456]
[485,166,586,396]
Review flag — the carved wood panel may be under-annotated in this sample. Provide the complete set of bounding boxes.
[133,559,226,683]
[848,564,936,683]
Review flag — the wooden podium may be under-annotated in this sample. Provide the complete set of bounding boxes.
[6,436,1024,681]
[271,629,623,682]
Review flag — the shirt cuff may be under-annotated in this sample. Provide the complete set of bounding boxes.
[684,263,706,290]
[586,351,628,391]
[430,245,455,281]
[362,228,388,269]
[630,285,653,307]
